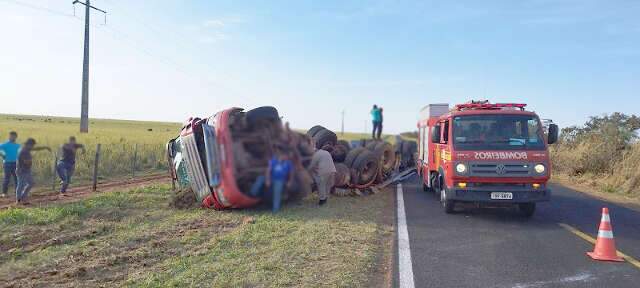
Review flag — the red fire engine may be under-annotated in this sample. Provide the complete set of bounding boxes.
[416,101,559,216]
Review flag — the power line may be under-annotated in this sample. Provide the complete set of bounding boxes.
[0,0,76,18]
[3,0,251,106]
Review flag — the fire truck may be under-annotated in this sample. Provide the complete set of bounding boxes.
[416,101,559,216]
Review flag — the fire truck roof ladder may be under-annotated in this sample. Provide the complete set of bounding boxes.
[454,103,527,111]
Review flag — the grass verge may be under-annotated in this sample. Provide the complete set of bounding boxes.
[0,184,392,287]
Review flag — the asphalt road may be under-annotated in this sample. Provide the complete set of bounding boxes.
[396,175,640,288]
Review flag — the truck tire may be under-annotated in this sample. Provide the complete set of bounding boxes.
[373,142,395,172]
[519,203,536,218]
[246,106,280,127]
[344,147,366,168]
[352,150,379,185]
[365,140,379,150]
[307,125,326,137]
[313,129,337,149]
[337,140,351,152]
[395,140,404,154]
[331,143,349,163]
[334,163,351,187]
[438,172,455,213]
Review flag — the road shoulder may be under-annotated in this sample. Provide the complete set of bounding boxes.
[551,175,640,213]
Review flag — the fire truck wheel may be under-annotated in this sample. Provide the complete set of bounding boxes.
[307,125,326,137]
[440,188,455,213]
[519,203,536,217]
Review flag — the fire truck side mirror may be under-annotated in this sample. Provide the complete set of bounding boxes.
[548,124,559,144]
[431,126,441,143]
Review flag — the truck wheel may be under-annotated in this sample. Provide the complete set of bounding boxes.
[519,203,536,218]
[438,173,455,213]
[331,143,348,162]
[337,140,351,151]
[352,150,379,185]
[313,129,337,149]
[307,125,326,137]
[440,187,455,213]
[344,147,365,168]
[246,106,280,126]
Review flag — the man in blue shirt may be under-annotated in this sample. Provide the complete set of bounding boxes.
[265,151,293,213]
[0,131,20,197]
[371,105,382,139]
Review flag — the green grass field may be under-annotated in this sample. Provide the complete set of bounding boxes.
[0,184,392,287]
[0,114,181,190]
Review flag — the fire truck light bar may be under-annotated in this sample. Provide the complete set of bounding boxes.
[454,103,527,111]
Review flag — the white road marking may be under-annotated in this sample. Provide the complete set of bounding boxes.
[511,272,595,288]
[397,183,415,288]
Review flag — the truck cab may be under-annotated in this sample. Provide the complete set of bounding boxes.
[417,102,559,216]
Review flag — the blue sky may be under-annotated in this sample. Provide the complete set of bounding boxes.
[1,0,638,133]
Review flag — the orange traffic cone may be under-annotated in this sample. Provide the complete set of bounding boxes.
[587,207,624,262]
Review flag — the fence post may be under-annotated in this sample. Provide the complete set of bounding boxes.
[132,143,138,178]
[52,152,58,191]
[93,144,101,192]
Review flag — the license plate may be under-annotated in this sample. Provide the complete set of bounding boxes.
[491,192,513,200]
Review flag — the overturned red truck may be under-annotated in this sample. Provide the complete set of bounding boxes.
[167,107,314,209]
[166,106,397,209]
[416,101,559,216]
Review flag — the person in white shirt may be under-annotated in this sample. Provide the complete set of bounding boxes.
[309,146,336,206]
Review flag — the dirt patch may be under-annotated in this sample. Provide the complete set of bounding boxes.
[3,216,242,287]
[170,188,199,209]
[0,174,170,210]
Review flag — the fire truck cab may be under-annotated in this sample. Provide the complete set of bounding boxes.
[417,101,559,217]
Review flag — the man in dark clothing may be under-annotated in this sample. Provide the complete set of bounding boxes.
[378,107,384,139]
[0,131,20,197]
[16,138,51,204]
[56,136,85,195]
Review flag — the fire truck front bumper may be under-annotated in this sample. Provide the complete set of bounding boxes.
[444,184,551,203]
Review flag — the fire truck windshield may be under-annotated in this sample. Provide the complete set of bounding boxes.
[452,115,545,151]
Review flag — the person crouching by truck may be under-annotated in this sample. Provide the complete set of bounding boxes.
[265,150,293,213]
[309,144,336,206]
[56,136,85,196]
[16,138,51,205]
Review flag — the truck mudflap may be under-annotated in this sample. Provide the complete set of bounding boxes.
[180,133,211,202]
[444,185,551,203]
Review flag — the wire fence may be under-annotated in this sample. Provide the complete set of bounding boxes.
[4,143,167,192]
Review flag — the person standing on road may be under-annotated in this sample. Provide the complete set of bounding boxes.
[371,105,382,140]
[16,138,51,204]
[0,131,20,198]
[265,150,293,213]
[56,136,85,195]
[309,146,336,206]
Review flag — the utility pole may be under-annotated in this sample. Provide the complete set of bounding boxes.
[341,110,345,136]
[73,0,106,133]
